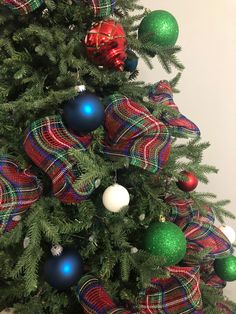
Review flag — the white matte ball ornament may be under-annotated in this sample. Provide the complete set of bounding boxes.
[102,184,130,213]
[219,225,236,244]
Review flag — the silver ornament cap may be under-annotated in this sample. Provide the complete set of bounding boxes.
[51,244,63,256]
[75,85,86,93]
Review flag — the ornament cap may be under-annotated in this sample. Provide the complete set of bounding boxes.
[51,244,63,256]
[159,215,166,222]
[75,85,86,93]
[131,247,138,254]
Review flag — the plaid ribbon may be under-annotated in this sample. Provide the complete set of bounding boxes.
[2,0,44,15]
[149,80,200,138]
[0,157,42,234]
[166,196,215,229]
[77,275,132,314]
[139,266,202,314]
[101,95,171,173]
[183,220,233,261]
[24,115,94,204]
[206,273,226,289]
[199,260,226,290]
[84,0,116,17]
[217,303,234,314]
[165,196,232,263]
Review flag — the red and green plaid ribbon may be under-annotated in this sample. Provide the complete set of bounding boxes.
[149,80,200,138]
[24,115,94,204]
[2,0,44,15]
[183,220,233,261]
[165,196,232,263]
[0,157,42,235]
[139,266,202,314]
[102,95,171,174]
[24,103,170,205]
[166,195,215,228]
[84,0,116,17]
[217,303,234,314]
[77,275,132,314]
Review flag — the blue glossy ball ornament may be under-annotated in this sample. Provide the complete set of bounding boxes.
[63,92,104,134]
[124,50,139,72]
[43,249,83,290]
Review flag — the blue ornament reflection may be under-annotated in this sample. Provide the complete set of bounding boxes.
[61,259,74,276]
[83,104,93,115]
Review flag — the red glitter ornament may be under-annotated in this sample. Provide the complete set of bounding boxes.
[84,19,127,71]
[176,171,198,192]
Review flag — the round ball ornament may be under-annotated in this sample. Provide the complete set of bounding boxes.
[124,50,139,72]
[214,255,236,282]
[102,183,130,213]
[43,245,83,290]
[176,171,198,192]
[144,221,187,266]
[84,19,127,71]
[138,10,179,47]
[2,0,44,15]
[219,225,236,244]
[63,88,104,134]
[83,0,116,18]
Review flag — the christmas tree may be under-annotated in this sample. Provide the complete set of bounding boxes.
[0,1,236,313]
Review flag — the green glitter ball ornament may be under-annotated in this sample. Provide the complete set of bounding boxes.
[214,255,236,282]
[138,10,179,47]
[144,221,186,267]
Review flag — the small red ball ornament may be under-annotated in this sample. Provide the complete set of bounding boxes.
[176,171,198,192]
[84,19,127,71]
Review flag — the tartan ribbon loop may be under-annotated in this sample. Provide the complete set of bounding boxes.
[165,196,196,229]
[149,80,200,138]
[0,156,42,234]
[166,196,215,229]
[83,0,116,17]
[2,0,44,15]
[165,196,232,262]
[217,303,234,314]
[101,94,171,174]
[24,115,95,204]
[183,220,233,261]
[77,275,132,314]
[24,100,171,204]
[139,266,202,314]
[196,260,227,290]
[206,273,226,289]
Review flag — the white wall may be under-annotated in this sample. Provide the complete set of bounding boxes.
[139,0,236,301]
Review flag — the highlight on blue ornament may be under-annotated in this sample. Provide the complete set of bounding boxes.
[60,258,75,276]
[83,104,93,115]
[63,92,104,134]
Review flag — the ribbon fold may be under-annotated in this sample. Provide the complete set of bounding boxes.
[77,275,132,314]
[149,80,200,138]
[102,94,171,174]
[0,156,42,234]
[24,115,94,204]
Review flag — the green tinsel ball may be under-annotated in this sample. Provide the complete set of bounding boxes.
[144,221,186,267]
[138,10,179,47]
[214,255,236,282]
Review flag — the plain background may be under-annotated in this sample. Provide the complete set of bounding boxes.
[139,0,236,301]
